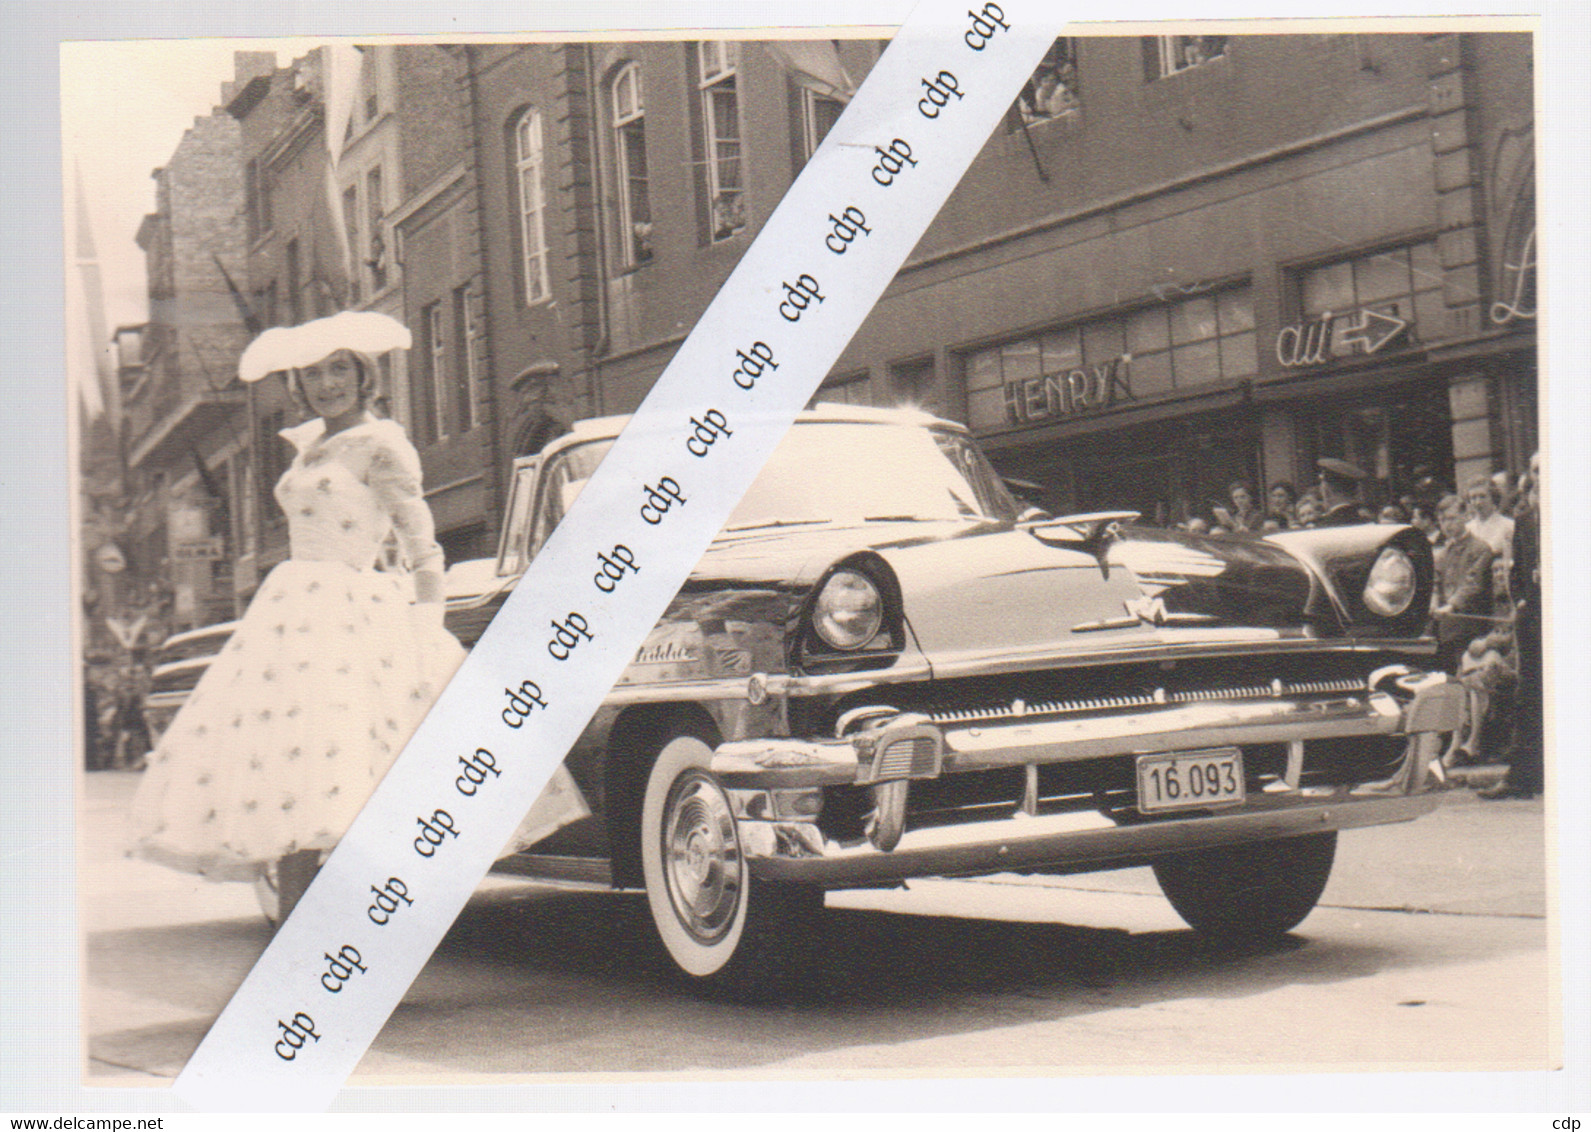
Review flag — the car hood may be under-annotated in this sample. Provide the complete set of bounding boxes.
[868,524,1321,674]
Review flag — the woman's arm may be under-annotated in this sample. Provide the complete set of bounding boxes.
[365,423,447,607]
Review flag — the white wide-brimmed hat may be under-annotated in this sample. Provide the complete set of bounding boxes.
[238,311,412,383]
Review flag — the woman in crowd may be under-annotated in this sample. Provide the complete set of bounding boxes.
[1214,480,1263,534]
[1265,481,1297,529]
[1465,474,1515,561]
[129,312,466,921]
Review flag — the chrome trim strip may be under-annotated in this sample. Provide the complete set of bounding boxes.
[712,737,858,788]
[942,694,1404,768]
[919,636,1437,682]
[594,642,1436,708]
[929,677,1367,725]
[745,790,1441,887]
[601,662,937,706]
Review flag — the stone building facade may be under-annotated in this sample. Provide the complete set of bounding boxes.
[118,30,1535,626]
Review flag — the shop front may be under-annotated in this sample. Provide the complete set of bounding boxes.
[965,232,1534,529]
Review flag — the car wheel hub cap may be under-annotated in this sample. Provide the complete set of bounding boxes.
[663,773,742,944]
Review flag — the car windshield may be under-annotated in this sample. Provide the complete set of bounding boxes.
[528,421,1019,553]
[728,423,1020,528]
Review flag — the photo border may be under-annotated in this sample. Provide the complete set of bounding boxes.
[8,0,1587,1116]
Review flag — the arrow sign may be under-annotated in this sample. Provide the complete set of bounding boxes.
[1338,307,1408,354]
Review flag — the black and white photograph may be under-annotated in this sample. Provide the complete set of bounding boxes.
[9,0,1587,1117]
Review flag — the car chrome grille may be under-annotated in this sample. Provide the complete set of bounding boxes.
[876,735,939,780]
[927,677,1367,726]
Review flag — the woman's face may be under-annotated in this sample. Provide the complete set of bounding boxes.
[1268,485,1291,513]
[299,350,363,421]
[1230,486,1253,512]
[1466,485,1496,519]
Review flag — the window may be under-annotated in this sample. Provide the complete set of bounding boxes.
[800,88,845,159]
[342,183,361,302]
[963,287,1256,431]
[428,303,448,440]
[890,356,940,414]
[513,108,551,303]
[1296,242,1439,359]
[1145,35,1227,79]
[453,285,478,432]
[365,166,387,292]
[808,370,871,407]
[412,301,442,444]
[696,42,745,241]
[611,63,652,265]
[1016,39,1080,124]
[1126,287,1256,394]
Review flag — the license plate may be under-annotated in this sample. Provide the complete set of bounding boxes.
[1136,748,1245,813]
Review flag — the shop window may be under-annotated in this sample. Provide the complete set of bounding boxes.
[611,63,653,265]
[1295,242,1439,360]
[513,108,551,304]
[696,42,746,241]
[964,287,1254,431]
[1300,386,1453,505]
[1015,39,1080,125]
[1143,35,1227,80]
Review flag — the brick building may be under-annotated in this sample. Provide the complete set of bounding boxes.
[120,101,256,631]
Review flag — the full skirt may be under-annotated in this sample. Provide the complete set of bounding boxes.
[129,560,465,881]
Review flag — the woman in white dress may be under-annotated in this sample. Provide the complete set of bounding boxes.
[130,312,465,920]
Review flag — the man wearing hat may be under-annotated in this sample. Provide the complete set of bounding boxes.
[1315,457,1370,527]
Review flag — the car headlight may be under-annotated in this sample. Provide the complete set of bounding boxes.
[813,569,884,650]
[1363,546,1416,617]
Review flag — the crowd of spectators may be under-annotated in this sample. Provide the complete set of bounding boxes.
[1170,454,1544,800]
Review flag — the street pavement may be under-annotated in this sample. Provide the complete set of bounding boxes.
[79,768,1553,1086]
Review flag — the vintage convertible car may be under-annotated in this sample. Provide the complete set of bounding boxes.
[444,405,1462,991]
[147,405,1462,994]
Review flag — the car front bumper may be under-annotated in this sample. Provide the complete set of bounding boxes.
[711,668,1463,887]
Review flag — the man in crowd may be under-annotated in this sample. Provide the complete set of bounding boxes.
[1432,494,1494,675]
[1314,457,1370,526]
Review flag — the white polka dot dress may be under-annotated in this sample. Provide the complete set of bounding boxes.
[130,415,465,881]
